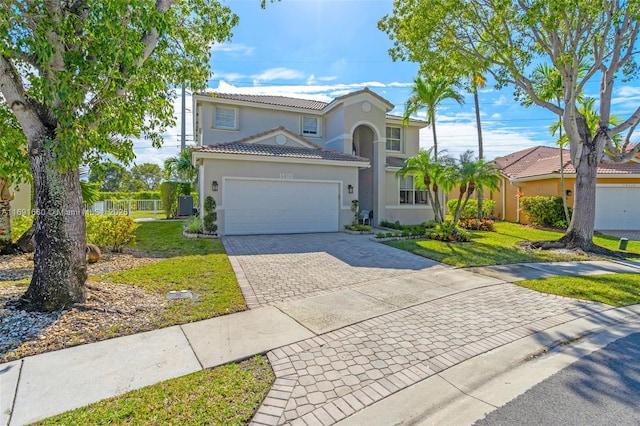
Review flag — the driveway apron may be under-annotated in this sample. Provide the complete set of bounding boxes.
[223,233,443,307]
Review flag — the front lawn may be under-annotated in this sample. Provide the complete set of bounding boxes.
[517,273,640,307]
[99,220,246,326]
[36,356,273,426]
[386,221,640,267]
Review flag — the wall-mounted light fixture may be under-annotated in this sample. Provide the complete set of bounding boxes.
[565,189,572,196]
[212,181,219,192]
[348,184,354,194]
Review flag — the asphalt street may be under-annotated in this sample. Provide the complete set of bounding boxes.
[474,333,640,426]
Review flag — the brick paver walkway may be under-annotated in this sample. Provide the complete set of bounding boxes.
[223,233,441,307]
[252,284,610,425]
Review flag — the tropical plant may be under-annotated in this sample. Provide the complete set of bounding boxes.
[449,151,500,226]
[396,148,456,223]
[403,77,464,159]
[164,148,198,184]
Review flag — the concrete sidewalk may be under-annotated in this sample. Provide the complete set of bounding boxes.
[2,260,640,426]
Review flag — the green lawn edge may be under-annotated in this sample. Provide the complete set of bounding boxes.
[385,222,640,267]
[35,356,274,426]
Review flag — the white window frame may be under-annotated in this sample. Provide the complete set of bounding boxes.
[386,126,402,152]
[213,106,238,130]
[301,115,321,137]
[399,176,428,205]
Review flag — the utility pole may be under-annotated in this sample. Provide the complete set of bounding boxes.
[181,84,186,151]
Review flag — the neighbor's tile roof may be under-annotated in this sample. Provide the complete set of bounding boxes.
[495,145,640,179]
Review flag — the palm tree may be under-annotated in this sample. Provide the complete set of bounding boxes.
[470,72,487,222]
[164,147,197,184]
[403,76,465,159]
[396,147,455,223]
[450,151,500,226]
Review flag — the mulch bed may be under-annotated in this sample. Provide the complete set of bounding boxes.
[0,250,165,363]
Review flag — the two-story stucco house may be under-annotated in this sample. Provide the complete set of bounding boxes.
[191,88,429,235]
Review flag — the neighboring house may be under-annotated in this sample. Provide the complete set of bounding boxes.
[191,88,428,235]
[487,146,640,230]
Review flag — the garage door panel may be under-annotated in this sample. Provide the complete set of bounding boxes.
[224,180,339,235]
[595,186,640,230]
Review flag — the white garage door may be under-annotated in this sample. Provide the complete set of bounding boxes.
[224,179,339,235]
[595,185,640,230]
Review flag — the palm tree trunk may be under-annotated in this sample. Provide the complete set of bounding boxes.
[473,85,484,222]
[431,111,438,160]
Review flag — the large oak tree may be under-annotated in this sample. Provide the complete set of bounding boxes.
[0,0,237,311]
[380,0,640,252]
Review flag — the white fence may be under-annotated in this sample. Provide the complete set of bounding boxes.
[87,199,163,219]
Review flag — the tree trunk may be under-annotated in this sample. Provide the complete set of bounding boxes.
[0,178,11,253]
[560,117,598,250]
[473,85,484,222]
[431,112,438,160]
[19,138,87,311]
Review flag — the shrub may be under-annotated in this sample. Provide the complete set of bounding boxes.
[184,216,204,234]
[447,199,496,220]
[203,196,218,234]
[375,232,386,238]
[428,221,471,242]
[379,219,402,230]
[385,232,393,238]
[520,196,571,228]
[459,218,496,231]
[10,214,34,243]
[423,220,438,229]
[97,191,162,201]
[401,229,411,237]
[86,214,137,252]
[160,182,179,218]
[344,224,371,232]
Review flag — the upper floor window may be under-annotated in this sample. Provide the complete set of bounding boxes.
[302,116,320,137]
[214,106,238,130]
[386,126,402,152]
[400,176,428,205]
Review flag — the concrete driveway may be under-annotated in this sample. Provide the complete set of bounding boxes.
[222,232,444,307]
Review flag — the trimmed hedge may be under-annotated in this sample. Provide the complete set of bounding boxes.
[96,191,161,201]
[447,198,496,220]
[520,195,571,228]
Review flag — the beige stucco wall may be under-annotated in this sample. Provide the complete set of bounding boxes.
[199,157,360,235]
[382,170,435,224]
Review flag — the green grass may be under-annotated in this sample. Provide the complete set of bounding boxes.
[517,273,640,307]
[35,356,274,426]
[101,254,246,326]
[133,220,220,257]
[386,222,640,267]
[99,220,246,326]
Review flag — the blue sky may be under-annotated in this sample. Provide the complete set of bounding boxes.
[134,0,640,166]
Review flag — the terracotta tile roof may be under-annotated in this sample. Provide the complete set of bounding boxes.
[200,93,328,110]
[495,145,640,179]
[386,156,407,168]
[196,90,427,126]
[386,114,426,124]
[194,128,368,163]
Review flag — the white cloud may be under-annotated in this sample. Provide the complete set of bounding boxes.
[419,122,543,160]
[388,82,413,88]
[317,76,339,82]
[251,67,306,81]
[211,71,246,82]
[211,43,255,56]
[491,113,502,119]
[306,74,316,85]
[494,95,509,106]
